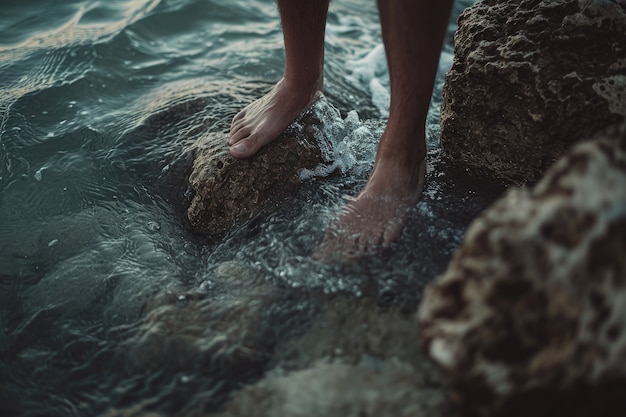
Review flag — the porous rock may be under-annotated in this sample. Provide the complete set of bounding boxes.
[441,0,626,185]
[187,100,333,236]
[417,126,626,417]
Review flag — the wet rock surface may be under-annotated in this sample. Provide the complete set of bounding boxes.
[187,100,335,237]
[210,358,452,417]
[418,126,626,417]
[106,287,459,417]
[441,0,626,185]
[120,262,277,376]
[204,296,458,417]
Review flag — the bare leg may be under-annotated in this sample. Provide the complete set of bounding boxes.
[229,0,328,158]
[316,0,453,259]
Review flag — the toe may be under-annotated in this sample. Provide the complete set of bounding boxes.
[230,121,242,136]
[231,110,245,127]
[229,133,263,159]
[381,221,403,249]
[229,124,250,145]
[229,140,250,158]
[359,231,383,255]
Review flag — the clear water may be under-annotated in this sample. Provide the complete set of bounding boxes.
[0,0,503,415]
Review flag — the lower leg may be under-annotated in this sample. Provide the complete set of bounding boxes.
[229,0,329,158]
[376,0,453,164]
[317,0,453,258]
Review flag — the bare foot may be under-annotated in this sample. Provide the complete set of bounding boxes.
[229,77,323,159]
[315,156,426,261]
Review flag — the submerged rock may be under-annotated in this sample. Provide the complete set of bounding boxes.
[418,126,626,417]
[209,296,457,417]
[210,358,453,417]
[187,99,334,236]
[120,262,277,377]
[441,0,626,184]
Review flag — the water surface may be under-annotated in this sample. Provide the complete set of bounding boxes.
[0,1,502,415]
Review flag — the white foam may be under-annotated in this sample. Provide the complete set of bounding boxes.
[368,77,390,118]
[34,167,46,181]
[346,45,390,117]
[344,44,453,120]
[298,98,382,181]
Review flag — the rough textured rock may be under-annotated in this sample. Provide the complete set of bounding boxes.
[417,126,626,417]
[187,99,334,236]
[441,0,626,185]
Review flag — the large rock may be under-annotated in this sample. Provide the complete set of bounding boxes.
[441,0,626,185]
[187,98,334,236]
[417,126,626,417]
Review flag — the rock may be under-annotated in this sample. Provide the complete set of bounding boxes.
[440,0,626,185]
[119,262,277,377]
[208,358,456,417]
[201,295,458,417]
[274,296,437,371]
[99,403,165,417]
[417,126,626,417]
[186,98,335,236]
[114,276,457,416]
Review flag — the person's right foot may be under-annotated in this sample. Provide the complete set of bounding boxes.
[314,153,426,261]
[229,77,323,159]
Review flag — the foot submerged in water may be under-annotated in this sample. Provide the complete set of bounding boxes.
[315,157,426,261]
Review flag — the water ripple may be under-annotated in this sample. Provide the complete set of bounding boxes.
[0,0,489,415]
[0,0,160,60]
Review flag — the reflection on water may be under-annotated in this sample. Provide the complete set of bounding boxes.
[0,0,495,415]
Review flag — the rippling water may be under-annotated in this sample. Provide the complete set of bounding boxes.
[0,1,501,416]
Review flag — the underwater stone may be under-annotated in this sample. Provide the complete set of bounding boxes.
[186,100,334,236]
[213,296,458,417]
[417,126,626,417]
[121,262,276,376]
[441,0,626,185]
[212,359,454,417]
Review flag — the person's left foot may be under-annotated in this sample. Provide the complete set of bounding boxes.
[315,155,426,261]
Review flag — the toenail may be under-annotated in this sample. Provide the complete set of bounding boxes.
[230,143,247,155]
[230,143,246,154]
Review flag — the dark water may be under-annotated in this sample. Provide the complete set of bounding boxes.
[0,1,504,416]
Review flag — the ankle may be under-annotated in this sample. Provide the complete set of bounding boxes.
[282,73,323,96]
[372,139,426,187]
[376,138,426,167]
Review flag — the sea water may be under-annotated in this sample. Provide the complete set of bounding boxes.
[0,0,501,415]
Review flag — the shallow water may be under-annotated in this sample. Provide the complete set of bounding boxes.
[0,1,503,416]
